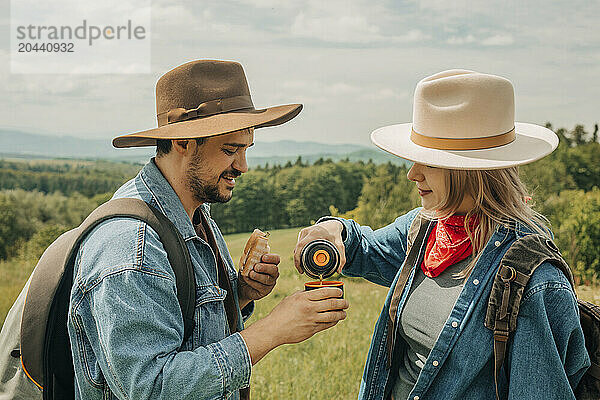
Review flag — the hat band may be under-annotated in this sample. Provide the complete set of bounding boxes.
[157,95,254,126]
[411,128,516,150]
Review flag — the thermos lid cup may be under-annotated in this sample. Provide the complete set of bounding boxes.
[300,239,340,280]
[304,280,344,298]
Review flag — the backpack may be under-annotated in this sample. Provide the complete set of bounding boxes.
[485,233,600,400]
[0,198,196,400]
[385,214,600,400]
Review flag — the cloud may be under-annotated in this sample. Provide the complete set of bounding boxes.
[480,34,514,46]
[396,30,428,43]
[282,80,361,103]
[149,2,284,47]
[234,0,294,9]
[281,79,407,105]
[291,12,381,44]
[290,13,427,44]
[150,0,432,47]
[362,88,409,101]
[282,0,428,45]
[446,33,514,46]
[411,0,494,15]
[0,72,92,99]
[446,35,476,45]
[149,3,198,32]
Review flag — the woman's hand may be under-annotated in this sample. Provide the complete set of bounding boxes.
[293,220,347,274]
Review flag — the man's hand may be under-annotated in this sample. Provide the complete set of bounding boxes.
[240,287,349,364]
[266,288,348,344]
[238,253,280,309]
[293,220,347,274]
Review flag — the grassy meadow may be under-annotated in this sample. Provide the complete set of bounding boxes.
[2,226,600,399]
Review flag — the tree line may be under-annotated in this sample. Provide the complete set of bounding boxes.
[0,123,598,282]
[0,159,140,197]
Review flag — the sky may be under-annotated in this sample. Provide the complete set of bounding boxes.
[0,0,598,146]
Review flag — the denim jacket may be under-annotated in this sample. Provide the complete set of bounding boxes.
[326,208,590,400]
[68,159,253,400]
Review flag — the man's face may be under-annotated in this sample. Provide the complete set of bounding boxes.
[186,128,254,204]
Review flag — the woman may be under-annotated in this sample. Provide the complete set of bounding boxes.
[293,70,590,400]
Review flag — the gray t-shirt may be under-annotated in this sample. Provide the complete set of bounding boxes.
[392,256,471,400]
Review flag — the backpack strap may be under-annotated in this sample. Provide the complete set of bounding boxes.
[20,198,195,396]
[386,212,434,367]
[80,198,196,342]
[577,300,600,382]
[383,213,434,399]
[484,233,573,400]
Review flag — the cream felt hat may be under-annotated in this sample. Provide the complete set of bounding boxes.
[370,69,558,170]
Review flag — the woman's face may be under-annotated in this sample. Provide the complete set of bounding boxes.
[407,163,475,213]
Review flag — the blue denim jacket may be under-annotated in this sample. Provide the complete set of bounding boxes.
[68,159,253,400]
[329,208,590,400]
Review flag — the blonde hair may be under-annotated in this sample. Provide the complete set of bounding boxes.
[430,167,552,279]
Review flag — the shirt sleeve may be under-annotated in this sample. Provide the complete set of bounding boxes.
[317,207,422,287]
[506,265,590,400]
[71,219,251,400]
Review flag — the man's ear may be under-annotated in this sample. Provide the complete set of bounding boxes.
[172,139,191,155]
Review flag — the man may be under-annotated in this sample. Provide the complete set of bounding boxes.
[68,60,348,399]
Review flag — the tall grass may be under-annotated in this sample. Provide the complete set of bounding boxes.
[0,258,33,324]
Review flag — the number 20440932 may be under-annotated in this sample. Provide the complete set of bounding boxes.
[17,42,74,52]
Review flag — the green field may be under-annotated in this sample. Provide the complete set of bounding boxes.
[2,226,599,399]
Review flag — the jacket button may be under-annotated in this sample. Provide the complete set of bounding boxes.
[473,279,479,285]
[451,321,458,328]
[432,360,439,366]
[494,240,501,247]
[413,396,420,400]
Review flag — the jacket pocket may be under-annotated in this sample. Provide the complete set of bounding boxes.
[193,285,228,348]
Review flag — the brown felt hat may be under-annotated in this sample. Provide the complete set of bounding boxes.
[113,60,303,148]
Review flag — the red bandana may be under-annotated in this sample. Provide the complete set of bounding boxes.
[421,214,479,278]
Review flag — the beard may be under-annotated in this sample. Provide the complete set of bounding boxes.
[186,151,239,204]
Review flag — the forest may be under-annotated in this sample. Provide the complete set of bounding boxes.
[0,123,598,283]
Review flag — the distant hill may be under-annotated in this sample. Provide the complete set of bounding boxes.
[0,129,153,162]
[247,149,408,167]
[0,129,408,166]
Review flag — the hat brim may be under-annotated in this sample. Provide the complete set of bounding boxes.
[113,103,302,148]
[370,122,558,170]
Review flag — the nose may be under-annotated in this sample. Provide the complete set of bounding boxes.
[407,163,424,182]
[233,149,249,174]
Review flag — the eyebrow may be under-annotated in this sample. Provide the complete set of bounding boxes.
[223,142,254,148]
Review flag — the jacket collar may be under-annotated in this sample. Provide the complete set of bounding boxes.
[139,158,208,241]
[495,218,547,239]
[419,208,546,240]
